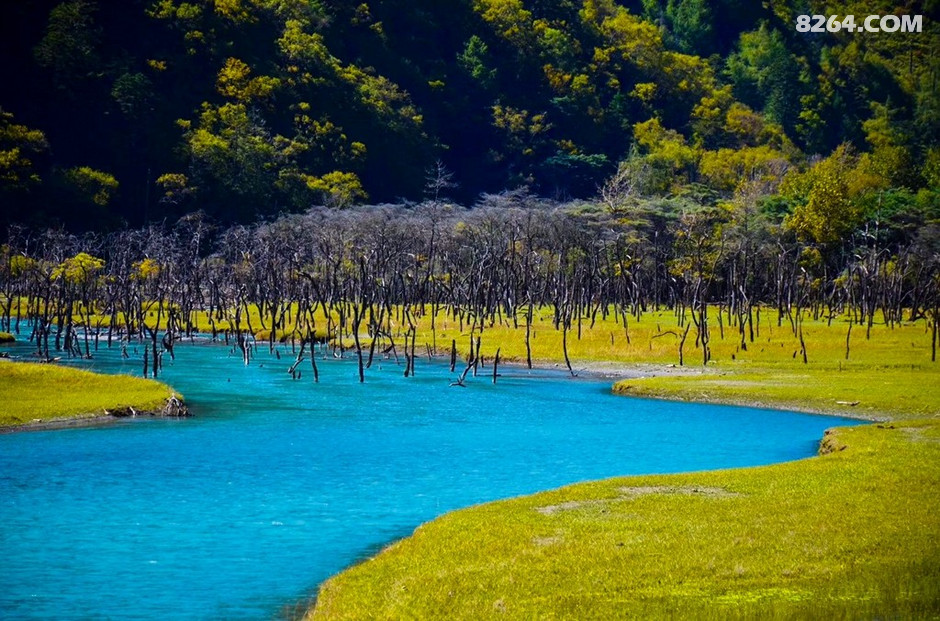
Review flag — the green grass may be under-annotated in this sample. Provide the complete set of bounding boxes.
[307,308,940,619]
[0,331,14,343]
[0,360,181,427]
[614,364,940,422]
[311,420,940,619]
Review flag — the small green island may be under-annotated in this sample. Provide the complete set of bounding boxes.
[0,359,187,432]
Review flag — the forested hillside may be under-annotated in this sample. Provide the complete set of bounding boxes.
[0,0,937,231]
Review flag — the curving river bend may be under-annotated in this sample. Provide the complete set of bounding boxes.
[0,340,857,619]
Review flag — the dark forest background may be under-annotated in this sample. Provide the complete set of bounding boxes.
[0,0,938,233]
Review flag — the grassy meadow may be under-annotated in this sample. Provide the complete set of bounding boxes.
[0,360,181,428]
[57,300,936,366]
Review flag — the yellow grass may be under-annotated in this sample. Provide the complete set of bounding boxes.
[0,360,180,428]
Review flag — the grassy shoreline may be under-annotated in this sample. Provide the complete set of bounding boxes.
[610,364,938,423]
[307,344,940,618]
[0,359,187,431]
[310,417,940,619]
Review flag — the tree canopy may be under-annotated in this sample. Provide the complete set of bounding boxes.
[0,0,936,230]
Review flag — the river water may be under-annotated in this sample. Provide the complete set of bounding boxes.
[0,339,857,619]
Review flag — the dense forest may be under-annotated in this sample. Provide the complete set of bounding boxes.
[0,0,938,230]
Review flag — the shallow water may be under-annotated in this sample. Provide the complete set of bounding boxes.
[0,339,858,619]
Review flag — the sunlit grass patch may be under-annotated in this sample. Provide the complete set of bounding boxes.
[614,364,940,422]
[310,419,940,619]
[0,360,180,427]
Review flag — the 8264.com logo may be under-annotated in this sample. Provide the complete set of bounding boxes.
[796,14,923,33]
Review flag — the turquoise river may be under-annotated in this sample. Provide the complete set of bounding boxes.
[0,339,858,619]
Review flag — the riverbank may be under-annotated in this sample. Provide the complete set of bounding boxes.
[610,363,937,423]
[0,359,188,432]
[307,352,940,619]
[489,354,931,423]
[310,417,940,618]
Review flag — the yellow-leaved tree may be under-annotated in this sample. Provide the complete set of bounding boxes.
[783,145,863,245]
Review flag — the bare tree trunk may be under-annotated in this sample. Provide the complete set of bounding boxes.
[932,307,938,363]
[289,339,307,379]
[472,336,481,377]
[451,347,475,387]
[845,322,852,360]
[562,321,575,377]
[410,327,417,376]
[525,301,533,369]
[799,323,808,364]
[310,342,320,383]
[679,324,691,366]
[352,308,365,383]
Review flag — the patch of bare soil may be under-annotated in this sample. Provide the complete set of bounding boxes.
[535,485,742,515]
[618,485,742,498]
